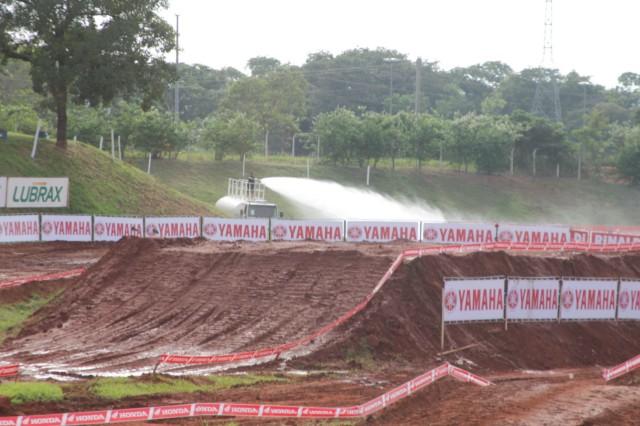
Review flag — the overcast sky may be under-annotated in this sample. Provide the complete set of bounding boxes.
[159,0,637,88]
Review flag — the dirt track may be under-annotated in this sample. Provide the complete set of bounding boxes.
[1,238,639,425]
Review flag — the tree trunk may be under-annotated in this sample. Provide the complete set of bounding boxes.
[55,88,68,149]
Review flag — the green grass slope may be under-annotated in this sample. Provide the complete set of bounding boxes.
[129,155,640,226]
[0,134,219,216]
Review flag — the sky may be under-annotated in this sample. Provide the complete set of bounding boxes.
[159,0,637,89]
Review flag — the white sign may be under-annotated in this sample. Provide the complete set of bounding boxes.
[0,177,6,208]
[422,222,495,244]
[560,278,618,320]
[590,231,640,245]
[41,214,92,242]
[202,217,269,242]
[506,277,559,321]
[145,217,201,238]
[497,224,571,244]
[6,177,69,208]
[443,277,505,323]
[93,216,144,241]
[270,219,343,242]
[346,220,420,242]
[618,279,640,320]
[0,214,40,242]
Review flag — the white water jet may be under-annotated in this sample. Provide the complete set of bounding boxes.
[262,177,445,221]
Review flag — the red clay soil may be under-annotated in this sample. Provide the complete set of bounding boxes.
[1,238,639,425]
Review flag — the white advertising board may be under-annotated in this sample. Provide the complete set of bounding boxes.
[144,217,201,238]
[590,232,640,245]
[202,217,269,242]
[93,216,144,242]
[422,222,495,244]
[618,279,640,320]
[560,278,618,320]
[6,177,69,208]
[346,220,420,242]
[506,277,559,321]
[41,214,92,242]
[497,224,571,244]
[0,177,6,208]
[270,219,343,242]
[0,214,40,242]
[443,277,505,323]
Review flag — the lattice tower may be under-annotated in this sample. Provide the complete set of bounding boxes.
[532,0,562,122]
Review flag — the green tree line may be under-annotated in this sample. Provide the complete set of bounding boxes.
[2,2,640,183]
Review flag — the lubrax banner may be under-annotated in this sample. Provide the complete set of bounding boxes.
[6,177,70,208]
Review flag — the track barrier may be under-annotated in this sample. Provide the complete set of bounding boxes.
[0,364,490,424]
[0,364,19,377]
[0,268,86,289]
[601,354,640,381]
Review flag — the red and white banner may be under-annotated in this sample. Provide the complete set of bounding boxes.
[602,354,640,381]
[618,279,640,320]
[591,231,640,245]
[0,364,490,425]
[41,215,92,242]
[443,277,505,323]
[0,176,6,208]
[202,217,269,242]
[144,217,200,239]
[506,278,559,321]
[422,222,495,244]
[93,216,143,242]
[346,220,420,242]
[0,268,86,289]
[496,224,571,244]
[270,219,343,242]
[560,278,618,320]
[0,214,40,243]
[0,364,19,376]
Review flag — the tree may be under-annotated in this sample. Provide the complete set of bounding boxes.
[0,0,176,149]
[221,66,306,156]
[615,125,640,185]
[201,112,260,161]
[311,107,362,166]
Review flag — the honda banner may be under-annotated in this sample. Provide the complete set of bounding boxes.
[144,217,200,239]
[560,278,618,320]
[93,216,143,242]
[443,277,505,323]
[346,220,420,242]
[270,219,343,242]
[202,217,269,242]
[0,214,40,243]
[506,277,559,321]
[618,279,640,320]
[41,214,92,242]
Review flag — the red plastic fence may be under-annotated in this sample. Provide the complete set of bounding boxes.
[0,364,491,425]
[0,268,86,289]
[601,354,640,381]
[0,364,19,377]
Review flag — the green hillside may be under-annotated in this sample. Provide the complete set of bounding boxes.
[0,134,219,216]
[1,133,639,226]
[128,154,640,227]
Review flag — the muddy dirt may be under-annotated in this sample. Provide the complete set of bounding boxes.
[1,238,639,425]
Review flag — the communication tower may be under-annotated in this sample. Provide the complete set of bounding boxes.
[532,0,562,122]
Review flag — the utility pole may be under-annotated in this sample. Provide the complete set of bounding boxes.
[415,57,422,115]
[174,14,180,122]
[532,0,561,122]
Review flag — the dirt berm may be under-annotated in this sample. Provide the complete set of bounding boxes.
[2,237,640,378]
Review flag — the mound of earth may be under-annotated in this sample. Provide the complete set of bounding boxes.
[300,250,640,372]
[2,237,640,380]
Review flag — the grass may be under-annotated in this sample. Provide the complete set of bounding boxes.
[89,374,283,400]
[0,382,63,404]
[0,294,55,344]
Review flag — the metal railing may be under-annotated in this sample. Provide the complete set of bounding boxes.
[227,178,266,201]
